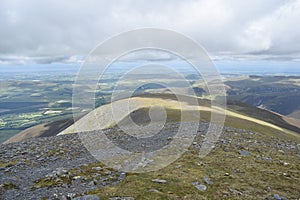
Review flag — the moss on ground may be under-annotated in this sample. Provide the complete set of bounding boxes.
[87,143,299,199]
[0,160,17,168]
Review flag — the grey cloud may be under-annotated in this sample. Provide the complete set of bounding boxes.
[118,50,178,62]
[0,55,83,65]
[0,0,299,64]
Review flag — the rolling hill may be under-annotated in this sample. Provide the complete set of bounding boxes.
[1,93,299,199]
[4,93,300,144]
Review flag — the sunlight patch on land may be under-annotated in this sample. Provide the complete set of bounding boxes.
[59,96,299,138]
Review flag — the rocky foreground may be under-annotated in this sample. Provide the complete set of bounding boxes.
[0,122,299,200]
[0,132,126,200]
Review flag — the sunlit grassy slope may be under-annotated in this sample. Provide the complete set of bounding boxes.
[59,94,300,141]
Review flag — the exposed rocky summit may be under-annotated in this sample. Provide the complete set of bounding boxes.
[0,122,299,199]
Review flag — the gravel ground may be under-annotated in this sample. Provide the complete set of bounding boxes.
[0,133,125,200]
[0,122,299,200]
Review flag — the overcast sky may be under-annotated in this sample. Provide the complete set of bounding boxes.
[0,0,300,65]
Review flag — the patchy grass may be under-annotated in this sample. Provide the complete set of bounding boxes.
[33,162,118,189]
[88,136,300,199]
[0,182,19,190]
[0,160,17,168]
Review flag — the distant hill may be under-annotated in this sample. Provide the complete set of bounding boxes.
[5,93,299,144]
[226,76,300,118]
[3,117,74,144]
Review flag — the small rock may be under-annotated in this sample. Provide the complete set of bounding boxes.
[262,157,273,162]
[192,182,207,191]
[196,162,204,166]
[229,188,242,195]
[175,165,182,169]
[233,169,241,173]
[152,179,167,184]
[203,177,213,185]
[273,194,288,200]
[67,193,76,198]
[73,176,82,180]
[55,168,68,176]
[224,173,230,176]
[73,195,100,200]
[273,194,281,200]
[283,162,289,166]
[278,150,285,154]
[220,139,227,144]
[239,150,250,156]
[148,189,160,193]
[88,180,96,186]
[92,167,103,171]
[37,157,44,162]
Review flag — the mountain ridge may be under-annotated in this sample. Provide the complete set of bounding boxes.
[4,94,300,144]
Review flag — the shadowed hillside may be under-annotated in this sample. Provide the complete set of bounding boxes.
[4,93,300,144]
